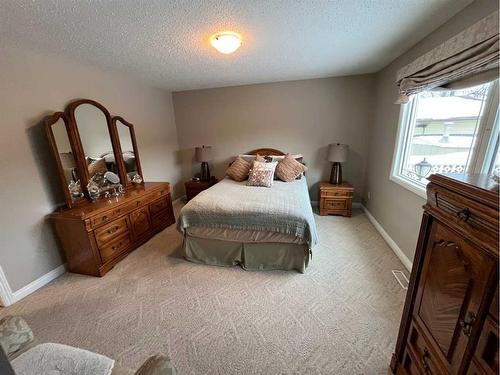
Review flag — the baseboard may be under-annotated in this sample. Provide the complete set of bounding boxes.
[2,264,67,306]
[0,265,14,307]
[362,206,413,272]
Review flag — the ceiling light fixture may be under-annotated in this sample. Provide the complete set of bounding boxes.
[210,32,242,54]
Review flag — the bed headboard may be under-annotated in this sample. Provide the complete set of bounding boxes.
[247,148,285,156]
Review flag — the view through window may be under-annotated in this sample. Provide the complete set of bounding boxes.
[393,79,499,191]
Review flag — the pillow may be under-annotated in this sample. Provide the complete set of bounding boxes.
[88,158,108,178]
[237,154,257,163]
[255,154,266,162]
[276,153,308,182]
[247,168,275,188]
[226,156,251,181]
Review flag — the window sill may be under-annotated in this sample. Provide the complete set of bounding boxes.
[389,174,427,200]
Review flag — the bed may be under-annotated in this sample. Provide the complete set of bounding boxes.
[177,148,318,273]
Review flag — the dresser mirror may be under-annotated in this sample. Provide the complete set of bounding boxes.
[45,112,85,207]
[45,99,144,208]
[113,116,143,186]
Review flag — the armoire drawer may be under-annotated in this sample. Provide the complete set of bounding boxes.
[99,233,131,264]
[407,321,446,375]
[95,216,129,247]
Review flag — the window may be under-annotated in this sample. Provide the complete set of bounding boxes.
[391,79,499,198]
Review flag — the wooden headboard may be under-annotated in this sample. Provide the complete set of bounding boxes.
[247,148,285,156]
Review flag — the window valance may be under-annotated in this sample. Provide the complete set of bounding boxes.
[396,11,499,104]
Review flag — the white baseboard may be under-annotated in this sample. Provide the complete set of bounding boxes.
[362,206,413,272]
[0,264,66,306]
[0,265,14,306]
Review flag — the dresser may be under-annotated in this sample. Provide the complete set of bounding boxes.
[319,181,354,216]
[49,182,175,276]
[391,174,499,375]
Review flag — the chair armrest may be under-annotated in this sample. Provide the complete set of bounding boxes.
[135,355,177,375]
[0,316,34,360]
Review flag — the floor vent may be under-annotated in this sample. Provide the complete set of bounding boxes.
[392,270,409,290]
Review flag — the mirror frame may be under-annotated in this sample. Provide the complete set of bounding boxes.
[65,99,127,198]
[44,111,83,208]
[112,116,143,187]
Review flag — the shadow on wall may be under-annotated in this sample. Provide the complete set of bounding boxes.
[25,114,67,266]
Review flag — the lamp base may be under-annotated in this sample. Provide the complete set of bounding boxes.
[200,162,211,182]
[330,162,342,185]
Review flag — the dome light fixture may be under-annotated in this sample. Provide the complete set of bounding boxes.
[210,32,242,54]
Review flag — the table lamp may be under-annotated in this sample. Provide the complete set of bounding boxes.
[328,143,348,184]
[195,145,213,181]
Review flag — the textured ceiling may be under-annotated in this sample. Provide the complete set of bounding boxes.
[1,0,473,91]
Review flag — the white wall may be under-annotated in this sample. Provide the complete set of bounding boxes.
[363,0,499,262]
[0,44,182,292]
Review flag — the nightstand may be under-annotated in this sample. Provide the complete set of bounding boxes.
[319,182,354,216]
[185,179,218,201]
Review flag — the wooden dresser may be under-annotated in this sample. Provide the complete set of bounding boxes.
[49,182,175,277]
[391,174,499,375]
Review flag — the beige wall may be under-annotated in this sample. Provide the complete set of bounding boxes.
[0,44,182,291]
[173,75,376,201]
[364,0,498,262]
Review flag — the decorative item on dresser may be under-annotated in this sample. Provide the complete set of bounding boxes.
[185,178,218,201]
[390,173,499,375]
[45,99,175,277]
[319,181,353,216]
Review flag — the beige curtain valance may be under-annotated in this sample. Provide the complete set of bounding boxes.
[396,11,499,104]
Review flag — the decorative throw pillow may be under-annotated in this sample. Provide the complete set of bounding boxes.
[255,154,266,162]
[247,168,275,188]
[276,153,308,182]
[226,156,251,181]
[88,158,108,178]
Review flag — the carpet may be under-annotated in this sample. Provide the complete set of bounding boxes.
[1,203,407,374]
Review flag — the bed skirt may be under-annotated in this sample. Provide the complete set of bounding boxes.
[183,235,310,273]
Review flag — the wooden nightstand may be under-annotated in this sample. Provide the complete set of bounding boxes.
[185,179,218,201]
[319,182,354,216]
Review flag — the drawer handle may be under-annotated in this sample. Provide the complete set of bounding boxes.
[111,242,122,251]
[102,216,108,222]
[456,208,471,222]
[107,226,120,234]
[422,349,433,375]
[459,311,476,336]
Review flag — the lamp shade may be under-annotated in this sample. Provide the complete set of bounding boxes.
[195,146,213,162]
[327,143,348,162]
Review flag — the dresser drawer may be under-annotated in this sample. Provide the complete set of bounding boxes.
[321,190,352,198]
[95,217,129,247]
[150,196,169,216]
[99,233,131,264]
[149,186,170,201]
[324,198,348,210]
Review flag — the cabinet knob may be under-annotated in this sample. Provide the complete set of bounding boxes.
[456,208,471,222]
[459,311,476,336]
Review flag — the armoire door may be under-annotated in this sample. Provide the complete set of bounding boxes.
[413,221,494,374]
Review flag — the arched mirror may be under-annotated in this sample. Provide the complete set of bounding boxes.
[44,112,84,207]
[114,116,143,185]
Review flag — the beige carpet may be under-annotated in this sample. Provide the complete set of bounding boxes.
[1,203,407,374]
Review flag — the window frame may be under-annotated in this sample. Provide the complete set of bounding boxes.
[390,80,499,199]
